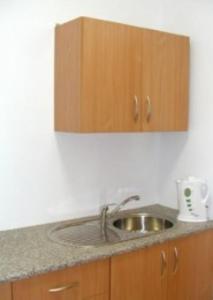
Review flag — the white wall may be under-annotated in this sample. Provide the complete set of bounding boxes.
[157,0,213,219]
[0,0,163,230]
[0,0,213,230]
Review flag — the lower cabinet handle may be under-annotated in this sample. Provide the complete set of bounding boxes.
[173,247,179,274]
[146,96,152,122]
[48,282,79,293]
[160,250,167,278]
[134,95,139,122]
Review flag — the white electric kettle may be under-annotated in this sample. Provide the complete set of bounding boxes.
[176,176,209,222]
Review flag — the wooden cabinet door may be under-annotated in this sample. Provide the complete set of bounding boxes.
[111,242,168,300]
[209,230,213,300]
[141,29,189,131]
[167,231,213,300]
[81,18,142,132]
[13,259,109,300]
[85,294,108,300]
[0,283,12,300]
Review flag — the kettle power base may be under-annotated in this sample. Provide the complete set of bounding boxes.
[177,215,208,223]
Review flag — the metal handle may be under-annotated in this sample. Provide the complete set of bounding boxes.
[134,95,139,122]
[49,282,79,293]
[146,96,152,122]
[160,250,167,278]
[173,247,179,274]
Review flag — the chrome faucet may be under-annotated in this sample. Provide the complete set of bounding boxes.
[100,195,140,238]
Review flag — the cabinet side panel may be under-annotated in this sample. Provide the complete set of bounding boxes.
[0,283,12,300]
[54,19,81,132]
[171,36,189,131]
[210,230,213,300]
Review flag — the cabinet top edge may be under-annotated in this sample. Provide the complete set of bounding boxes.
[55,16,190,40]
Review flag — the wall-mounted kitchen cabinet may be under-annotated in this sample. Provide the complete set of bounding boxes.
[55,17,189,133]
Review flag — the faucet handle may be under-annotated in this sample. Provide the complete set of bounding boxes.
[100,203,116,212]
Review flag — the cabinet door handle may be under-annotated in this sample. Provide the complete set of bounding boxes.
[160,250,167,277]
[173,247,179,274]
[134,95,139,122]
[146,96,152,122]
[48,282,79,293]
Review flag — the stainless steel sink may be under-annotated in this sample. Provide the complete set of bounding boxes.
[48,212,175,247]
[112,213,174,233]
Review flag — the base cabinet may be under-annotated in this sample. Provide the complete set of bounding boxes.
[167,231,213,300]
[210,231,213,299]
[0,283,12,300]
[3,230,213,300]
[111,230,213,300]
[13,259,109,300]
[111,242,168,300]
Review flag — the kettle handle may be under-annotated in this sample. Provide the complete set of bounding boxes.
[201,183,209,206]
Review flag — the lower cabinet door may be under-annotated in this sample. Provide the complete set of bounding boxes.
[210,230,213,300]
[111,243,168,300]
[0,283,12,300]
[85,294,109,300]
[13,259,109,300]
[167,230,213,300]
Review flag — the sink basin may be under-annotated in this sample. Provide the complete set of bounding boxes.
[48,212,175,247]
[113,213,174,233]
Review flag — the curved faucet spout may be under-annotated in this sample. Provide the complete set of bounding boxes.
[110,195,140,216]
[100,195,141,238]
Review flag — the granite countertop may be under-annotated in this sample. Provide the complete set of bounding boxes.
[0,204,213,284]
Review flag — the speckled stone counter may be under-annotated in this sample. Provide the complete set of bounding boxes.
[0,204,213,284]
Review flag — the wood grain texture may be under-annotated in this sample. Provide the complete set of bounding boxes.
[54,16,189,133]
[167,230,213,300]
[84,293,109,300]
[142,29,189,131]
[209,230,213,300]
[81,17,142,132]
[54,18,82,132]
[13,259,109,300]
[0,283,12,300]
[111,242,168,300]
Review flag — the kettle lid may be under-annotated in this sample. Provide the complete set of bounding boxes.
[176,176,205,184]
